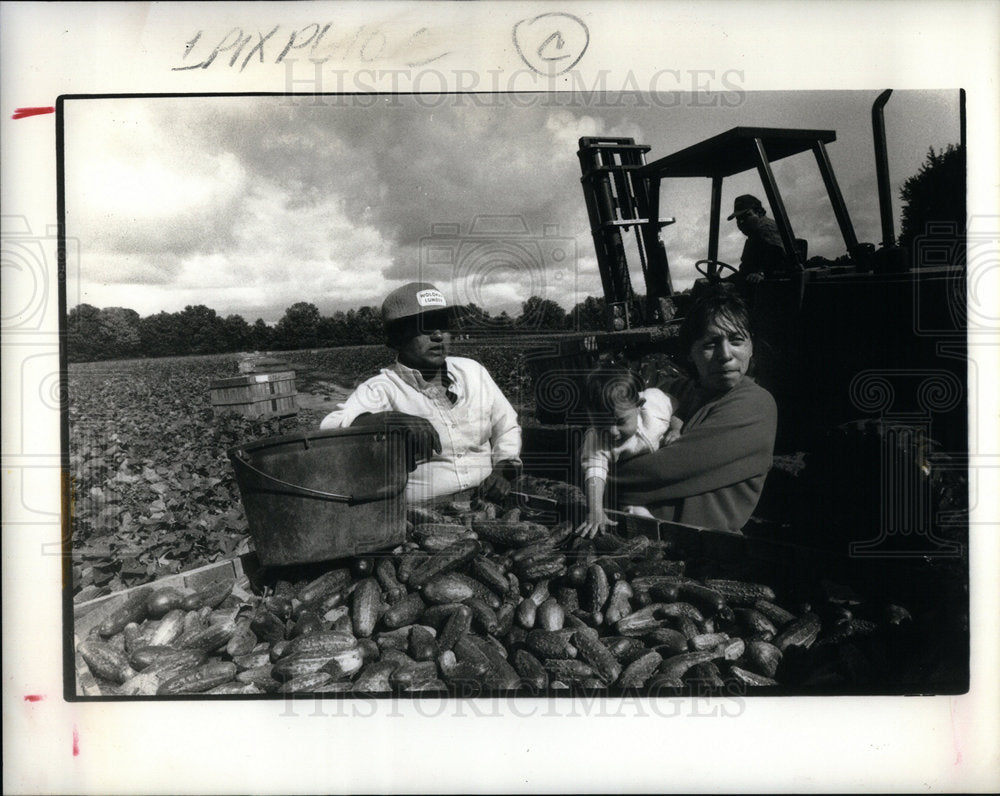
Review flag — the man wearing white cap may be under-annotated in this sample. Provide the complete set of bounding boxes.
[320,282,522,504]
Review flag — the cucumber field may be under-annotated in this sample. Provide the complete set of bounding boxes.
[68,341,534,600]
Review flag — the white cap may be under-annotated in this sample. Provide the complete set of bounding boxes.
[382,282,449,322]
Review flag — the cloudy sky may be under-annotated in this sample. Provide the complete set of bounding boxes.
[63,89,961,324]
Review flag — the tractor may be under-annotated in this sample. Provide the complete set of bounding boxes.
[520,89,968,559]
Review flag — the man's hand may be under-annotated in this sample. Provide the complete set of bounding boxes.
[575,507,617,539]
[352,412,441,472]
[744,272,765,284]
[478,460,520,502]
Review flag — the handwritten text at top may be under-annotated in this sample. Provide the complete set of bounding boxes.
[173,23,451,72]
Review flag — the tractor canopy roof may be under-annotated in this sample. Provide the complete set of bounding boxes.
[638,127,837,179]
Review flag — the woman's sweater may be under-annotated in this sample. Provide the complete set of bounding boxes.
[612,376,777,531]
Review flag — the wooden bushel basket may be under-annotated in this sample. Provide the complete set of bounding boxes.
[209,370,298,420]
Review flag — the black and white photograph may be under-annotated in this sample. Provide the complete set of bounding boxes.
[4,2,999,793]
[63,88,970,700]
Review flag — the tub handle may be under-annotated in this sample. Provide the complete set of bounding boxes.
[230,451,405,505]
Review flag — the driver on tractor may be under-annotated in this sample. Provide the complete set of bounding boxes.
[728,194,797,284]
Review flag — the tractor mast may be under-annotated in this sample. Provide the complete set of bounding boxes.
[577,138,675,331]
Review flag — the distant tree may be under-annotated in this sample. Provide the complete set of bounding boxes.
[338,309,358,345]
[317,312,345,347]
[898,144,966,265]
[352,305,384,345]
[494,310,515,329]
[517,295,567,331]
[66,303,104,362]
[274,302,321,349]
[455,302,490,332]
[250,318,273,350]
[97,307,142,358]
[67,304,143,360]
[336,306,384,345]
[139,311,185,358]
[568,296,606,331]
[178,305,227,355]
[221,314,253,352]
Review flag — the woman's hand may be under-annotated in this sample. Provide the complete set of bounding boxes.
[575,507,617,539]
[662,427,682,446]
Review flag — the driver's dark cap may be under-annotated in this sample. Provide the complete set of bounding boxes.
[727,194,764,220]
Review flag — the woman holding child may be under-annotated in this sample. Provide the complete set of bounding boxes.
[577,287,777,536]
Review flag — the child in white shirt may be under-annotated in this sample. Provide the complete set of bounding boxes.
[576,364,683,538]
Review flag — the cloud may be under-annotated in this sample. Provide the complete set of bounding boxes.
[544,109,603,150]
[68,101,400,319]
[162,178,398,317]
[65,91,961,321]
[65,103,250,266]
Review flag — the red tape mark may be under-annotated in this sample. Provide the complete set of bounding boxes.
[12,106,55,120]
[23,694,45,702]
[73,725,80,757]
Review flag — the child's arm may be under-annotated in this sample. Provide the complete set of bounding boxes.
[662,415,684,446]
[577,475,618,539]
[577,427,618,538]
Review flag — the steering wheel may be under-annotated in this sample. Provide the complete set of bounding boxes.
[694,259,739,281]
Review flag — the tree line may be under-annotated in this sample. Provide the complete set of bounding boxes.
[66,145,963,363]
[898,144,965,261]
[65,295,609,363]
